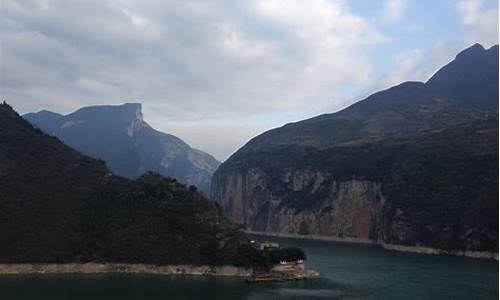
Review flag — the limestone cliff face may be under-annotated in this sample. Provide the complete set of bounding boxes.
[212,122,498,253]
[211,45,499,253]
[212,168,386,241]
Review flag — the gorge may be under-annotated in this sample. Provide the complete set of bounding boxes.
[211,44,499,258]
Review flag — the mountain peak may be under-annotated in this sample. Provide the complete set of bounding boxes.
[121,102,142,113]
[69,103,144,125]
[34,110,63,118]
[425,43,499,109]
[456,43,485,59]
[24,102,220,193]
[487,44,499,55]
[73,102,142,114]
[488,44,499,50]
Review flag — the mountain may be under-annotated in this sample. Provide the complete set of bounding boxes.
[211,44,499,255]
[23,103,219,193]
[0,102,268,267]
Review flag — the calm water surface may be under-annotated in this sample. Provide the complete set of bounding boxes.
[1,235,497,299]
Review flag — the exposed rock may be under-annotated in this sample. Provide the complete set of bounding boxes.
[0,263,253,277]
[23,103,219,193]
[211,44,499,255]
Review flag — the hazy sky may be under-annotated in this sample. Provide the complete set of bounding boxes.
[1,0,498,161]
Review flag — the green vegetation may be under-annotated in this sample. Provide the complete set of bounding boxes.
[0,102,306,268]
[233,246,306,270]
[218,120,498,251]
[212,44,499,253]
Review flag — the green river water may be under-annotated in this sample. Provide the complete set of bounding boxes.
[1,235,497,299]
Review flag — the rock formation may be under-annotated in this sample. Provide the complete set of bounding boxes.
[24,103,219,193]
[212,44,499,255]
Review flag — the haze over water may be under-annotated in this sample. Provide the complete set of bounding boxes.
[1,235,497,300]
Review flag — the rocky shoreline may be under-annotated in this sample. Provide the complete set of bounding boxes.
[246,230,380,245]
[380,243,498,260]
[0,263,252,277]
[246,230,498,260]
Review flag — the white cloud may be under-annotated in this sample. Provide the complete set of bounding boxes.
[457,0,499,46]
[1,0,389,160]
[383,49,424,87]
[221,28,275,59]
[379,0,409,25]
[458,0,483,24]
[121,9,151,28]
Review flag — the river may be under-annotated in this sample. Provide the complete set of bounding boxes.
[1,235,497,299]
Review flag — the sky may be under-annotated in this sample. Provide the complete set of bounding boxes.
[1,0,498,161]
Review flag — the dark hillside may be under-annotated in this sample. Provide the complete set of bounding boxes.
[0,102,256,266]
[212,44,499,254]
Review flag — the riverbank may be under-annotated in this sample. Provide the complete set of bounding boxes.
[247,269,319,283]
[381,243,498,260]
[246,230,376,245]
[246,230,498,260]
[0,237,496,300]
[0,263,252,277]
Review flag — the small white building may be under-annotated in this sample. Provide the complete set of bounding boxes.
[273,259,305,272]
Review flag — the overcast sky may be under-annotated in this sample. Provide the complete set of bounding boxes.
[1,0,498,161]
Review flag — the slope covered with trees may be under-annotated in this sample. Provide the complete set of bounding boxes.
[0,102,262,267]
[212,44,499,254]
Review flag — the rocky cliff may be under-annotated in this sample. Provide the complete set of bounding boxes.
[24,103,219,193]
[212,170,385,241]
[212,44,499,254]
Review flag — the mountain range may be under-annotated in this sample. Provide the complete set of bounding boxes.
[24,103,219,193]
[0,102,274,267]
[211,43,499,255]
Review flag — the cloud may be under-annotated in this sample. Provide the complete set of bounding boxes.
[383,49,424,86]
[457,0,499,46]
[379,0,409,25]
[4,1,493,160]
[0,0,388,160]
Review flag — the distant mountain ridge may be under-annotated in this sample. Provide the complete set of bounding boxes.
[235,43,498,152]
[0,102,262,266]
[24,103,219,193]
[211,43,499,255]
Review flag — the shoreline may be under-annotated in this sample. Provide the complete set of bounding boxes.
[245,230,499,260]
[0,263,253,277]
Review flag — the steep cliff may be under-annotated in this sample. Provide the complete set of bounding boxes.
[212,44,499,254]
[24,103,219,193]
